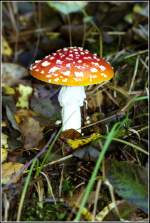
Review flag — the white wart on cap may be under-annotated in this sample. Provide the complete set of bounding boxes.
[30,47,114,86]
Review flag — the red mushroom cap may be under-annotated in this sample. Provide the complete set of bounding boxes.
[29,47,114,86]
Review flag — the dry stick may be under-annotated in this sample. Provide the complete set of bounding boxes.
[31,2,42,63]
[81,8,103,57]
[99,31,103,57]
[129,55,140,94]
[92,179,102,220]
[2,131,57,191]
[121,95,148,113]
[4,193,9,222]
[40,171,56,204]
[124,49,148,59]
[81,111,125,131]
[7,2,19,62]
[140,57,149,70]
[105,180,123,221]
[44,154,73,168]
[107,31,126,35]
[59,165,65,197]
[34,180,44,207]
[66,13,72,47]
[95,200,123,221]
[81,21,86,48]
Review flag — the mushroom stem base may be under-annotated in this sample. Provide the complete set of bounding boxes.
[58,86,86,133]
[61,105,81,132]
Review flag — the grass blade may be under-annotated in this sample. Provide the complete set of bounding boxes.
[74,121,124,221]
[17,158,37,221]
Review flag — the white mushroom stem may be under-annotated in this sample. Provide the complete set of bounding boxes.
[58,86,86,132]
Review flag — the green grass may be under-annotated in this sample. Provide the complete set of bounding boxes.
[74,120,126,221]
[17,158,37,221]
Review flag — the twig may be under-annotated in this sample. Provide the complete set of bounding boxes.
[129,56,140,94]
[4,193,9,222]
[66,14,72,47]
[59,165,64,197]
[124,49,148,59]
[81,111,125,130]
[30,2,42,63]
[40,171,56,204]
[105,180,123,221]
[44,154,73,168]
[92,179,102,220]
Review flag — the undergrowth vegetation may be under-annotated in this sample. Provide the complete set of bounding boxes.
[2,1,149,222]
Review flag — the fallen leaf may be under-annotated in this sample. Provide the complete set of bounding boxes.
[15,109,36,124]
[30,96,60,119]
[1,132,9,163]
[1,148,8,163]
[47,1,87,15]
[7,130,23,151]
[105,161,148,213]
[2,36,12,56]
[2,95,16,114]
[67,133,101,149]
[2,133,8,149]
[87,91,103,112]
[6,105,20,131]
[2,162,24,184]
[2,63,28,86]
[60,129,81,140]
[3,85,15,95]
[16,84,33,109]
[73,145,100,161]
[19,117,43,149]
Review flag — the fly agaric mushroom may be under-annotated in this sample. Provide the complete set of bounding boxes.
[30,47,114,132]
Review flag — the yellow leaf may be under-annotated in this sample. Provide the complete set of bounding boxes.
[66,186,94,221]
[1,148,8,163]
[67,133,101,149]
[2,36,13,56]
[2,162,24,184]
[16,84,33,109]
[73,204,94,221]
[2,133,8,149]
[1,133,9,163]
[3,85,15,95]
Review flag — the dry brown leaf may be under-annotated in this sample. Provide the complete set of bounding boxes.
[19,117,43,149]
[2,162,24,184]
[15,109,36,124]
[2,63,28,86]
[87,91,103,112]
[60,128,81,140]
